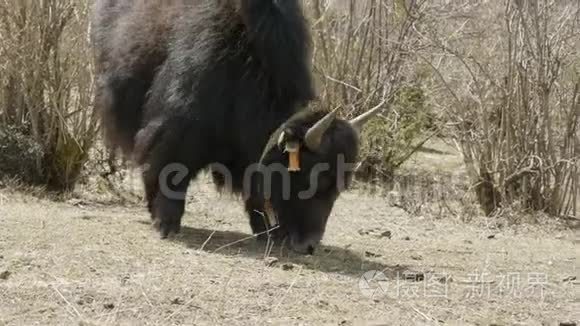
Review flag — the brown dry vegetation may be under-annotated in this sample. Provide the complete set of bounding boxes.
[0,0,577,218]
[0,0,96,190]
[0,172,578,325]
[307,0,580,219]
[0,0,579,324]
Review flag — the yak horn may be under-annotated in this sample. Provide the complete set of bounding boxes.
[304,107,339,152]
[349,100,387,132]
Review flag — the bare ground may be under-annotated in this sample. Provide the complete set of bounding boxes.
[0,141,578,325]
[0,177,578,326]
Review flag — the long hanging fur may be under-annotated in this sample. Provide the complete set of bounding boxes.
[90,0,360,253]
[90,0,314,158]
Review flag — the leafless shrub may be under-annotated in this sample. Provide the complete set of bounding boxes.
[421,0,579,218]
[0,0,97,191]
[305,0,437,180]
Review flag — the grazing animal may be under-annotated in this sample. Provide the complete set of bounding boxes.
[90,0,382,254]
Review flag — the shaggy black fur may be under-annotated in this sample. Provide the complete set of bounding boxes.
[90,0,359,254]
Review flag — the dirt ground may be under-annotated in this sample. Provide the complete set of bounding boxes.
[0,182,577,325]
[0,142,578,325]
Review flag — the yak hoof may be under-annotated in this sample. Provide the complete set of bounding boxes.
[152,218,181,239]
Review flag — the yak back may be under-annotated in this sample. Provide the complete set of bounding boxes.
[91,0,315,161]
[133,0,315,168]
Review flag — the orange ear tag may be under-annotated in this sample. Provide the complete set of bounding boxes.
[285,142,301,172]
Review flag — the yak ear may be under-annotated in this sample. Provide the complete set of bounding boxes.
[349,101,388,132]
[304,107,340,152]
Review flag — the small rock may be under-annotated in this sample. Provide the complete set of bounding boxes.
[365,251,382,258]
[358,228,391,239]
[487,234,496,239]
[67,198,86,208]
[358,228,371,236]
[563,276,577,282]
[77,295,94,306]
[403,236,411,241]
[264,257,279,267]
[171,297,184,305]
[559,322,577,326]
[120,275,130,285]
[379,231,392,239]
[281,263,294,271]
[0,270,10,280]
[410,255,423,261]
[103,303,115,310]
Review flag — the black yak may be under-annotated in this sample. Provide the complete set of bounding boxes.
[90,0,382,254]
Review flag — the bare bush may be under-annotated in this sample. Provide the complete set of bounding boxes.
[421,0,579,218]
[0,0,97,191]
[0,125,44,184]
[306,0,436,180]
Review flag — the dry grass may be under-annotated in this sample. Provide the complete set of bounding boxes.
[0,175,578,325]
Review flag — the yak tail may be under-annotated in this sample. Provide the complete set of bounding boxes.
[240,0,315,102]
[94,73,151,159]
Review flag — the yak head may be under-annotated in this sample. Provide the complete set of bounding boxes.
[256,105,384,254]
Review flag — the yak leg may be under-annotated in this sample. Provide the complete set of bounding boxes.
[244,197,285,241]
[152,168,193,238]
[142,157,195,238]
[142,166,159,218]
[244,197,268,238]
[142,156,197,238]
[216,162,276,239]
[139,119,209,238]
[229,163,276,239]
